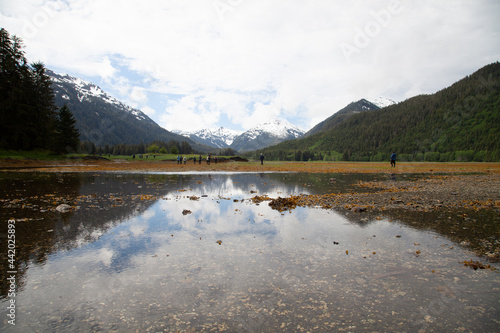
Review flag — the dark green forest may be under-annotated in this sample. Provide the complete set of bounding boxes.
[256,62,500,162]
[0,28,79,153]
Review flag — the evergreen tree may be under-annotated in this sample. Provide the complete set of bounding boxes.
[54,105,80,154]
[0,28,57,150]
[29,62,57,148]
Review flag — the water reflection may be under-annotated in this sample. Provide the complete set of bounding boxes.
[0,172,499,332]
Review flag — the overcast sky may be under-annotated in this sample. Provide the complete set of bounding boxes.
[1,0,499,132]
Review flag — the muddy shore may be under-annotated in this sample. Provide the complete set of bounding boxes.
[1,159,499,212]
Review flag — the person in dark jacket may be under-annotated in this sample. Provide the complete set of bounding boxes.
[259,153,264,165]
[390,152,397,168]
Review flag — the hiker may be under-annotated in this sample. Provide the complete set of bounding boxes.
[390,152,397,168]
[260,153,264,165]
[193,156,197,164]
[177,155,181,165]
[183,156,187,164]
[199,155,202,165]
[214,156,217,164]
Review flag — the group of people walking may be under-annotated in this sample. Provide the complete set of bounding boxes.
[175,153,266,165]
[176,154,218,165]
[174,152,396,166]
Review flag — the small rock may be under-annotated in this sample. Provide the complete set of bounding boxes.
[55,204,72,213]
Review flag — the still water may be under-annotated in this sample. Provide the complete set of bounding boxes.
[1,172,499,332]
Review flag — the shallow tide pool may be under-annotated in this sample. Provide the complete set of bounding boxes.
[1,172,499,332]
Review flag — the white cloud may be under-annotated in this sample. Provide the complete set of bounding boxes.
[160,94,221,131]
[141,106,156,117]
[1,0,499,131]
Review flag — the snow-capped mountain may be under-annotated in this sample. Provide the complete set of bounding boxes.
[48,70,198,147]
[369,97,397,108]
[230,118,305,152]
[176,118,304,152]
[50,71,150,122]
[174,127,242,148]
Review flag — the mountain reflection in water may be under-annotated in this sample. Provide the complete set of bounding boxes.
[0,172,498,332]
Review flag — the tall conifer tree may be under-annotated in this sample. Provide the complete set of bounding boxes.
[54,104,80,154]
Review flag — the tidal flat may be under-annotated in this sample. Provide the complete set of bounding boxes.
[1,169,499,332]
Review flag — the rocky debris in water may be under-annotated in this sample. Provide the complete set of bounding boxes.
[182,209,192,215]
[55,204,72,213]
[462,259,496,270]
[268,196,299,212]
[251,195,270,204]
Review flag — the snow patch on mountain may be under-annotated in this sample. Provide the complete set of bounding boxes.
[49,70,146,119]
[242,118,304,140]
[174,127,242,148]
[369,97,396,108]
[229,118,305,151]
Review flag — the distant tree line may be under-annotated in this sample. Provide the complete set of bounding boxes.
[249,149,498,162]
[78,140,193,156]
[0,28,80,153]
[79,140,238,157]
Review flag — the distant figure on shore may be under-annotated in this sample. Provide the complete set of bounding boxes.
[390,152,397,168]
[194,156,197,164]
[260,153,264,165]
[183,156,187,164]
[177,155,181,165]
[199,155,202,164]
[214,156,217,164]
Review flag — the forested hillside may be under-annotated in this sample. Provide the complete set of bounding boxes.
[258,62,500,162]
[303,99,380,137]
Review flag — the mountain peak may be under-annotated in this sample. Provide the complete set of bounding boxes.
[249,117,304,139]
[229,117,305,151]
[368,97,397,108]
